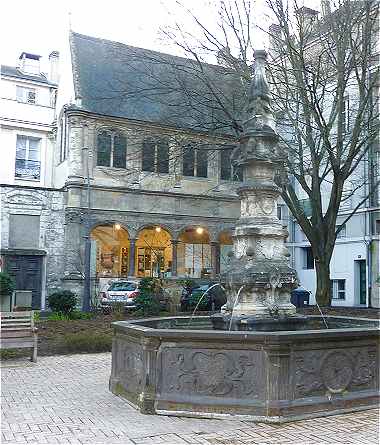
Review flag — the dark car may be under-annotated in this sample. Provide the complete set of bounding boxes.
[180,283,226,312]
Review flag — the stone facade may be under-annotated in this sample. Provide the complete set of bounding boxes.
[0,185,66,308]
[54,108,241,301]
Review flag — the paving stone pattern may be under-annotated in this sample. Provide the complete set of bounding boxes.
[1,353,379,444]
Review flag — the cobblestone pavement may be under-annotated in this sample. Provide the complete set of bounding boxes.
[1,353,379,444]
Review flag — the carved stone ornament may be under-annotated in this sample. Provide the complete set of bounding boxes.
[294,348,377,397]
[118,344,143,391]
[259,197,275,215]
[322,351,353,393]
[163,349,259,398]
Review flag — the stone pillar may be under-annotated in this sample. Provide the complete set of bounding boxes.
[217,50,298,323]
[129,239,136,277]
[170,240,179,277]
[211,242,220,279]
[66,115,85,184]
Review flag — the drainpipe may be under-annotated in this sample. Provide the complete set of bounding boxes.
[82,125,91,312]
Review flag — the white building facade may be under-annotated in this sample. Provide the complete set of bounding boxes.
[0,52,65,309]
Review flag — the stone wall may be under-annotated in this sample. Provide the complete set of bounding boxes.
[0,185,66,306]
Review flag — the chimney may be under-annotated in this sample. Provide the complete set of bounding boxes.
[295,6,319,29]
[49,51,60,84]
[18,52,41,75]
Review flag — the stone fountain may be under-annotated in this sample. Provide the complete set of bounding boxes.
[110,51,379,422]
[212,49,301,331]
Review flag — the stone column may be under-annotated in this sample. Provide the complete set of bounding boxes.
[129,239,136,277]
[211,242,220,279]
[170,240,179,277]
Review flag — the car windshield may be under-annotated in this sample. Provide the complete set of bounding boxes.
[108,282,136,291]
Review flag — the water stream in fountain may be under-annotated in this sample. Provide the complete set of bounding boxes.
[229,285,245,331]
[187,283,225,327]
[315,297,329,329]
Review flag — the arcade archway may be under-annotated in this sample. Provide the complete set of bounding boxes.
[177,227,211,278]
[90,224,130,277]
[135,226,172,277]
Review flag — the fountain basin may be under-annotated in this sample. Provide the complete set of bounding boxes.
[110,316,379,423]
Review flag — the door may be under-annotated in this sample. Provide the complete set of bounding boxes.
[355,259,367,305]
[5,255,43,309]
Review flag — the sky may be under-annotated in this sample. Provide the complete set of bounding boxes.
[1,0,322,72]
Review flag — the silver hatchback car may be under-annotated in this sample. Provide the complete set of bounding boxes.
[100,280,140,311]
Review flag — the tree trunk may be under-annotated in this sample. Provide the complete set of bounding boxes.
[315,260,332,307]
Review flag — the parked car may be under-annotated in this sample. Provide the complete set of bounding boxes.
[100,280,140,312]
[180,282,226,312]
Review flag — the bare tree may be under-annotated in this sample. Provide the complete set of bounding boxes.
[267,0,379,305]
[153,0,379,306]
[82,0,379,305]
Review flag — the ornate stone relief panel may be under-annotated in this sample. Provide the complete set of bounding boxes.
[158,347,264,400]
[116,339,144,394]
[293,346,378,398]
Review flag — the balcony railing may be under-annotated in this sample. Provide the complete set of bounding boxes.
[15,159,41,179]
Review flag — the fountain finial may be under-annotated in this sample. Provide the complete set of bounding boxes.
[244,50,276,136]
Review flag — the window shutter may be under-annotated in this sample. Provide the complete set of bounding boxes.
[16,86,24,102]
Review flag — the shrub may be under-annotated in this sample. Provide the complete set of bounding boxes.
[0,272,15,296]
[48,290,77,316]
[48,310,94,321]
[133,277,161,316]
[63,332,112,353]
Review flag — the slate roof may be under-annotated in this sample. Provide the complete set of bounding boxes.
[1,65,57,86]
[70,32,245,134]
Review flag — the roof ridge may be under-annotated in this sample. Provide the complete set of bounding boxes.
[70,31,222,69]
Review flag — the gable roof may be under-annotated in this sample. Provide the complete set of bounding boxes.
[1,65,57,86]
[70,32,245,135]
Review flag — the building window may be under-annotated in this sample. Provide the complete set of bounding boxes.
[183,145,208,178]
[15,135,41,179]
[331,279,346,300]
[59,115,69,163]
[375,220,380,234]
[142,139,169,174]
[16,86,36,104]
[96,130,127,168]
[301,246,314,269]
[336,224,346,239]
[299,198,312,217]
[220,148,243,181]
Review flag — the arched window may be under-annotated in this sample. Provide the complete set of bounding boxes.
[142,138,169,173]
[97,130,127,168]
